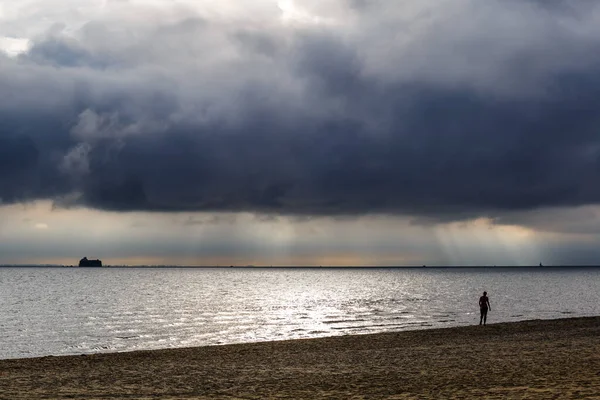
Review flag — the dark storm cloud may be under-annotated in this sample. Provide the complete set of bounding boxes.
[2,0,600,220]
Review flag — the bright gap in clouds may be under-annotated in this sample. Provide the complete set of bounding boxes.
[277,0,328,24]
[0,201,545,266]
[0,37,30,57]
[434,219,541,266]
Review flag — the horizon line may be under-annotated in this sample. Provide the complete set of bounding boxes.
[2,264,600,269]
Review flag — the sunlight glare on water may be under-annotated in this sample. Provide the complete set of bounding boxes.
[0,267,598,359]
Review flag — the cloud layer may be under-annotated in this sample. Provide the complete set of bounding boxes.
[2,0,600,220]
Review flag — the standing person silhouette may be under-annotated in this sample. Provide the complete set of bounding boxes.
[479,291,491,325]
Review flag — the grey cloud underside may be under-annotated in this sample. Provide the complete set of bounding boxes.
[2,1,600,218]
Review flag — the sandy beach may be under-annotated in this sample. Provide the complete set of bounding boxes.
[0,317,598,399]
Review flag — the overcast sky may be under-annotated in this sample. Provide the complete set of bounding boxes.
[2,0,600,266]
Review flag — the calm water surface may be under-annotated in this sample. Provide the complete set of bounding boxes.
[0,267,598,359]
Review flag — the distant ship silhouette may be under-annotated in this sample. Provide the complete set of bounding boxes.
[79,257,102,267]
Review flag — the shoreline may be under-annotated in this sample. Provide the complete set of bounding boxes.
[1,316,599,398]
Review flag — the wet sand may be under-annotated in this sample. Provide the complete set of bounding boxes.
[1,317,599,399]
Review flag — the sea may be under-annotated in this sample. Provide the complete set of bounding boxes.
[0,266,598,360]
